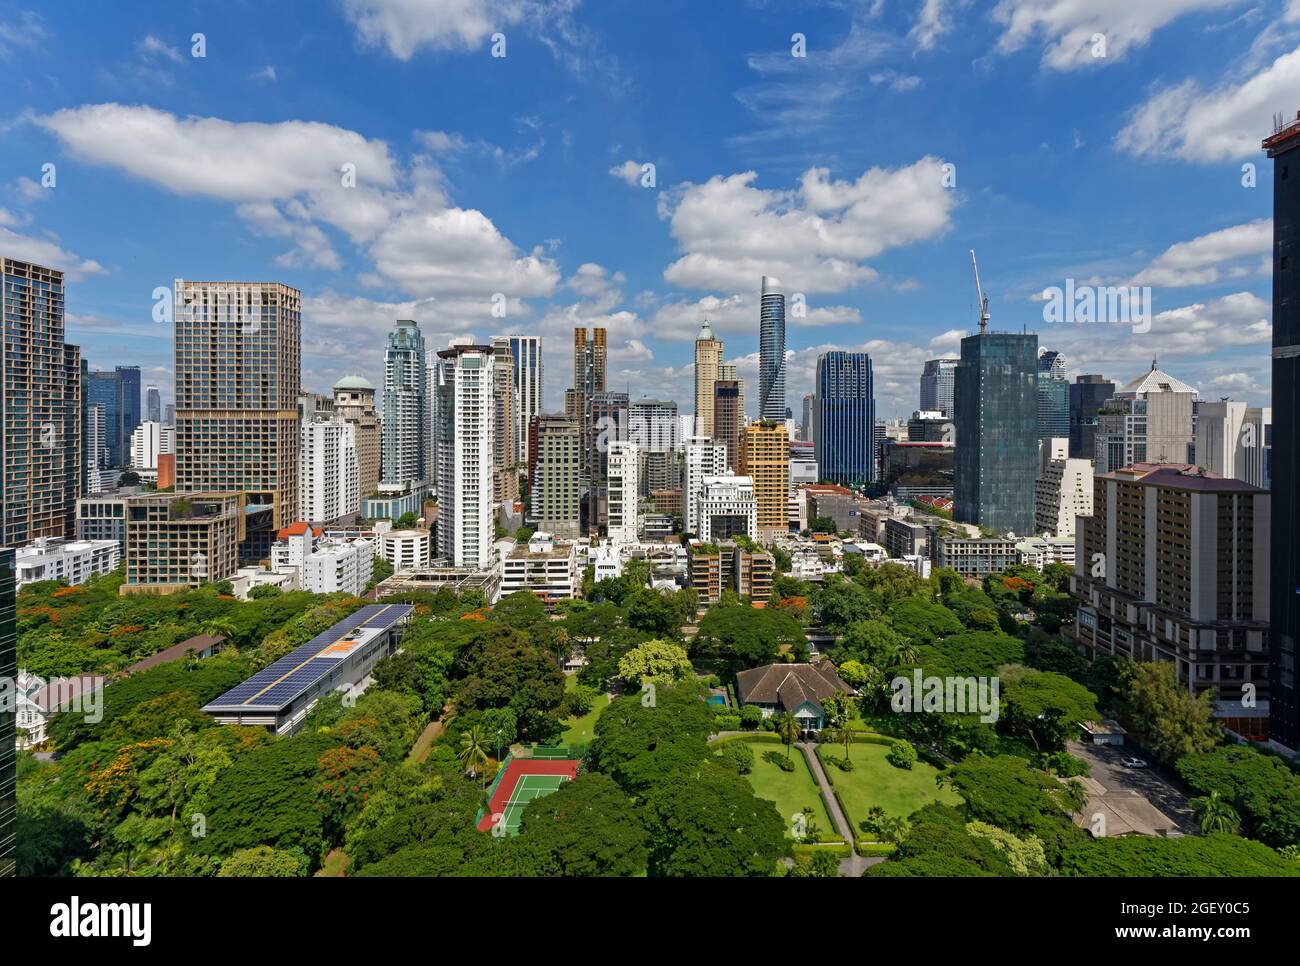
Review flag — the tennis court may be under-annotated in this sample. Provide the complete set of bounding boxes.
[476,757,579,835]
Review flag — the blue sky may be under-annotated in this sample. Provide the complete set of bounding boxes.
[1,0,1296,419]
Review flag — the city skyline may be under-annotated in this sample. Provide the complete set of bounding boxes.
[0,1,1292,420]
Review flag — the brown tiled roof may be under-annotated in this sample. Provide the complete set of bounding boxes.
[735,660,855,711]
[125,633,224,675]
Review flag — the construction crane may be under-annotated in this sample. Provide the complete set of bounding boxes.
[970,248,990,334]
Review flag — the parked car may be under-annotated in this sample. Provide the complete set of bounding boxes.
[1120,756,1148,769]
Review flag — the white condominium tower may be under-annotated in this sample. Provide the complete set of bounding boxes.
[685,436,727,536]
[300,415,359,525]
[759,275,786,420]
[606,439,640,544]
[434,344,495,570]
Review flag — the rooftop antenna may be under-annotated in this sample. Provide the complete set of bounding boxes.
[970,248,990,334]
[1275,111,1286,133]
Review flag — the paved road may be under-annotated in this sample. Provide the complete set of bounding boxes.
[798,741,884,876]
[1068,740,1197,834]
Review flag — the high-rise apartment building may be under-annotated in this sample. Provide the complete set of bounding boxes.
[759,276,786,420]
[954,331,1038,536]
[1068,374,1116,460]
[121,492,242,594]
[588,390,628,481]
[816,351,875,487]
[173,280,301,529]
[333,375,381,502]
[629,398,679,454]
[566,326,607,478]
[606,439,640,544]
[696,473,758,543]
[506,335,543,464]
[1265,112,1300,752]
[713,379,744,470]
[300,415,358,524]
[740,420,790,538]
[490,339,520,504]
[381,319,428,489]
[2,257,81,546]
[919,358,958,419]
[533,414,582,539]
[1195,400,1272,490]
[434,345,495,570]
[1033,437,1093,538]
[1072,463,1270,710]
[685,436,728,536]
[84,404,112,496]
[801,393,816,445]
[1094,363,1196,475]
[693,320,723,438]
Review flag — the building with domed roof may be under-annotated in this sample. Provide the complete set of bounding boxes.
[1095,360,1197,475]
[333,373,381,502]
[694,319,723,438]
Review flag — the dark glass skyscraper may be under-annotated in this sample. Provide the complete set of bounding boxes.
[1037,351,1069,440]
[759,275,786,420]
[1069,374,1116,460]
[954,332,1038,535]
[815,351,875,486]
[1266,113,1300,752]
[85,365,141,468]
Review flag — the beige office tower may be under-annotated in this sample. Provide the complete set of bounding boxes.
[534,414,582,539]
[491,339,520,504]
[740,420,790,539]
[173,280,301,529]
[333,375,380,501]
[1,258,82,546]
[694,320,723,438]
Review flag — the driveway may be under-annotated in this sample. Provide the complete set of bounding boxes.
[1066,740,1197,836]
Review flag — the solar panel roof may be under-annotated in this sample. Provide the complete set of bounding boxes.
[202,603,413,712]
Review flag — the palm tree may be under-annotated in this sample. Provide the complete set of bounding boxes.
[457,725,492,788]
[1192,791,1241,835]
[775,712,802,758]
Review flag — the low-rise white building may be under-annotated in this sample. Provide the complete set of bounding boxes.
[15,670,105,749]
[380,528,432,570]
[500,532,579,608]
[1015,535,1076,571]
[15,537,121,589]
[230,566,300,600]
[303,537,374,595]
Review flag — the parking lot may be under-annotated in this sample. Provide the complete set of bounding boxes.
[1066,740,1198,837]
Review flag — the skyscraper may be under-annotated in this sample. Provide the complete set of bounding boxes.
[629,398,679,454]
[693,320,723,438]
[685,436,727,536]
[85,404,111,495]
[713,379,744,471]
[588,389,628,482]
[434,345,495,569]
[490,339,521,505]
[145,384,162,423]
[740,420,790,538]
[919,358,958,418]
[533,414,582,539]
[1037,350,1069,440]
[759,276,786,420]
[1265,111,1300,752]
[816,351,876,487]
[333,375,381,502]
[606,439,640,543]
[1,257,81,546]
[566,326,607,477]
[954,331,1038,536]
[174,280,301,530]
[506,335,543,464]
[300,415,358,524]
[801,393,816,445]
[1068,374,1116,460]
[381,319,428,489]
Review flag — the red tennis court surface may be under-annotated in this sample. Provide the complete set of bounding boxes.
[476,757,579,833]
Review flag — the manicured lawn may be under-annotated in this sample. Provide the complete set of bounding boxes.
[559,673,610,746]
[817,741,960,830]
[739,741,836,841]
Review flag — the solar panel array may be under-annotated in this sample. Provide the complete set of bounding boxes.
[203,603,413,712]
